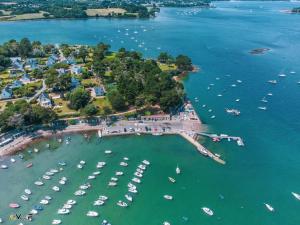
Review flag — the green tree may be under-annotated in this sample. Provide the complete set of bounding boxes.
[175,55,193,71]
[82,104,98,116]
[68,88,91,110]
[158,52,173,64]
[77,46,88,63]
[107,89,126,111]
[0,55,11,71]
[18,38,32,58]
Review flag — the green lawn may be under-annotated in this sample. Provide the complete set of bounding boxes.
[158,63,177,72]
[92,97,112,114]
[53,98,78,117]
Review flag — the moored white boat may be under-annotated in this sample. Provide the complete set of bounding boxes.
[125,194,133,202]
[116,171,123,176]
[120,162,128,167]
[86,211,98,217]
[264,203,274,212]
[34,181,44,186]
[57,208,70,215]
[117,200,128,207]
[292,192,300,200]
[163,195,173,200]
[67,199,76,205]
[104,150,112,154]
[74,190,86,196]
[52,186,60,192]
[202,207,214,216]
[21,195,29,201]
[88,175,96,180]
[168,177,176,183]
[142,160,150,165]
[94,200,105,206]
[52,219,62,224]
[24,189,32,195]
[40,199,49,205]
[132,177,141,183]
[98,195,108,201]
[1,164,8,169]
[176,165,181,174]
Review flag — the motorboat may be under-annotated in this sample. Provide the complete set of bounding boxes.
[57,208,70,215]
[26,163,33,168]
[168,177,176,183]
[132,177,141,183]
[52,219,62,224]
[268,80,277,84]
[176,165,181,174]
[128,183,136,189]
[34,205,43,211]
[74,190,86,196]
[105,150,112,154]
[99,195,108,201]
[59,180,66,185]
[52,186,60,192]
[108,182,117,187]
[115,171,123,176]
[128,188,138,193]
[50,169,58,173]
[21,195,29,201]
[211,115,216,119]
[46,171,54,176]
[63,204,72,209]
[9,203,20,208]
[0,164,8,169]
[30,209,38,215]
[86,211,99,217]
[24,189,32,195]
[163,195,173,200]
[58,161,66,166]
[258,106,267,110]
[142,160,150,165]
[94,200,105,206]
[136,168,144,174]
[80,160,86,165]
[138,164,146,170]
[267,93,273,96]
[80,183,91,190]
[226,108,241,116]
[67,199,76,205]
[93,171,101,175]
[134,172,143,178]
[88,175,96,180]
[77,164,83,169]
[125,194,133,202]
[278,73,286,77]
[111,177,118,181]
[98,130,102,138]
[45,195,52,200]
[34,181,44,186]
[237,80,242,83]
[40,199,49,205]
[163,222,171,225]
[117,200,128,207]
[264,203,274,212]
[123,157,129,161]
[235,98,240,102]
[43,175,51,180]
[120,162,128,167]
[34,148,39,153]
[202,207,214,216]
[10,158,16,163]
[292,192,300,200]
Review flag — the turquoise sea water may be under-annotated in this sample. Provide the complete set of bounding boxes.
[1,1,300,224]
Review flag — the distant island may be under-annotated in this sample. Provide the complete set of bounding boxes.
[0,38,194,132]
[291,7,300,13]
[249,48,270,55]
[0,0,212,22]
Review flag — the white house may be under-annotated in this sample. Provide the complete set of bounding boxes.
[37,92,52,108]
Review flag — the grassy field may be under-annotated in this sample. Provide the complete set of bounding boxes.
[158,63,177,72]
[92,97,112,114]
[53,98,78,117]
[85,8,126,17]
[0,11,47,21]
[81,78,100,87]
[0,101,7,111]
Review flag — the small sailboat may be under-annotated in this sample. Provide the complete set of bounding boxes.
[67,199,76,205]
[117,200,128,207]
[52,186,60,192]
[291,192,300,200]
[98,195,108,201]
[168,177,176,183]
[57,208,70,215]
[40,199,49,205]
[264,203,274,212]
[52,219,62,224]
[258,106,267,110]
[125,194,133,202]
[24,189,32,195]
[202,207,214,216]
[176,165,181,174]
[34,181,44,186]
[21,195,29,201]
[163,195,173,200]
